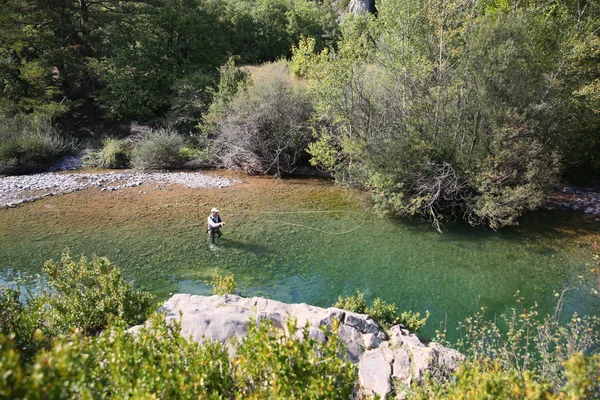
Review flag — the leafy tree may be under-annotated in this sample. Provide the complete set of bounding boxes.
[306,0,562,230]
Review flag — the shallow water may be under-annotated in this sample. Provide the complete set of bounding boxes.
[1,174,599,340]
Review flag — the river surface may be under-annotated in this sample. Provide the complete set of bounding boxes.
[1,173,599,340]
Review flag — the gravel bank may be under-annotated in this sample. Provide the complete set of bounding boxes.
[0,171,238,208]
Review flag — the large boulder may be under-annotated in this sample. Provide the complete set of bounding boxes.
[349,0,376,15]
[133,294,464,399]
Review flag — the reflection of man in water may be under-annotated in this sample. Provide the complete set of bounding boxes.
[207,207,225,244]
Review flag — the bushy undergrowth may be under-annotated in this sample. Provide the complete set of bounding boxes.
[0,251,155,362]
[130,128,186,170]
[82,137,130,168]
[412,353,600,399]
[334,289,429,332]
[413,289,600,398]
[0,252,356,398]
[0,114,73,175]
[41,251,155,335]
[212,62,314,176]
[0,316,356,399]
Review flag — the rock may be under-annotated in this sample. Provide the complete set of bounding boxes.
[349,0,376,15]
[562,186,574,194]
[132,294,464,396]
[392,348,412,388]
[358,347,393,398]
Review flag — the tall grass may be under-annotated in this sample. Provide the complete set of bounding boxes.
[82,137,130,169]
[0,114,73,175]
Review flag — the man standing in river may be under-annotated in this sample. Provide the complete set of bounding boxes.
[207,207,225,244]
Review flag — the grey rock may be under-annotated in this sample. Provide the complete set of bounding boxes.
[349,0,376,15]
[392,348,412,386]
[358,347,393,399]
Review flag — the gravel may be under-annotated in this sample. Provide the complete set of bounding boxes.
[0,171,238,208]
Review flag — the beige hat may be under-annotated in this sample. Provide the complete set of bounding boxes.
[211,207,219,213]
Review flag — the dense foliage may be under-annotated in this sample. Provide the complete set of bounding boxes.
[0,251,155,362]
[0,0,340,123]
[297,0,600,230]
[413,290,600,398]
[0,315,356,399]
[211,62,314,175]
[82,137,130,168]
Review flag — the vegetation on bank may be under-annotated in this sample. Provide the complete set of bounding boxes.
[2,0,599,229]
[1,253,599,398]
[334,288,430,332]
[0,254,356,398]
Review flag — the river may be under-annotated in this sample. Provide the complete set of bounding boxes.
[1,172,599,340]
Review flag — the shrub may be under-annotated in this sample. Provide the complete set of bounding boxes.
[130,127,186,170]
[204,268,237,295]
[41,250,155,335]
[0,314,356,398]
[212,62,314,176]
[0,114,73,175]
[232,318,356,398]
[432,290,600,394]
[412,354,600,399]
[81,137,130,169]
[334,289,429,331]
[0,288,50,362]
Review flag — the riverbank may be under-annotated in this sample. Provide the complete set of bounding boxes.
[0,170,238,208]
[3,165,600,224]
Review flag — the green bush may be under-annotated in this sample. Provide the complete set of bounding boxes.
[412,354,600,399]
[0,314,356,398]
[232,318,356,398]
[334,289,429,331]
[0,114,73,175]
[0,288,50,362]
[432,290,600,394]
[130,128,186,170]
[204,268,237,296]
[81,137,130,169]
[41,251,155,335]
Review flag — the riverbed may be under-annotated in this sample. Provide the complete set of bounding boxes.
[1,170,599,340]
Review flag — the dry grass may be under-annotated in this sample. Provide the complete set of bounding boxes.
[243,61,307,89]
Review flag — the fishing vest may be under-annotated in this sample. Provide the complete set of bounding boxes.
[208,215,222,231]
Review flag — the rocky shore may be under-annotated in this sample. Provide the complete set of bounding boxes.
[0,170,238,208]
[544,185,600,220]
[132,294,464,399]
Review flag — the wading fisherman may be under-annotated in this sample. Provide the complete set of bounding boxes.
[207,207,225,243]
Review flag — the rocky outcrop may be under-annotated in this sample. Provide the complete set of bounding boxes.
[136,294,464,399]
[349,0,376,15]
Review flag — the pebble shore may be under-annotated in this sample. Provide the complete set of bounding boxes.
[0,170,238,208]
[544,186,600,220]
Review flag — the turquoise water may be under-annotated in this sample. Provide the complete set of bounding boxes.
[1,180,599,340]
